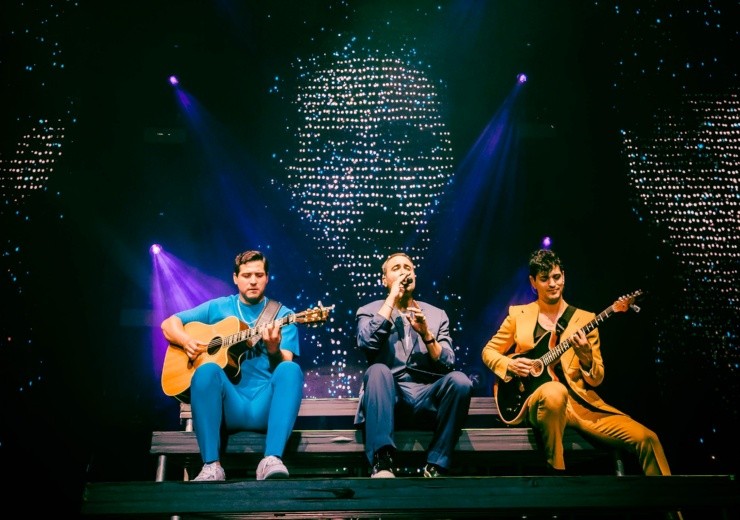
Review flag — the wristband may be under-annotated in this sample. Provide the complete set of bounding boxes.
[423,337,435,345]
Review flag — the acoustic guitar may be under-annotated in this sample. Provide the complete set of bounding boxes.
[161,302,334,403]
[494,290,642,425]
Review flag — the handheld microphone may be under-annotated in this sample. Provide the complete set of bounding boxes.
[401,276,413,286]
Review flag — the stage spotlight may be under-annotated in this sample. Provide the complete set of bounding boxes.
[541,236,552,248]
[150,243,163,255]
[169,75,179,86]
[516,73,527,84]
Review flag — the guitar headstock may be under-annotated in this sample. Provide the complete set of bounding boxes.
[295,301,335,325]
[612,289,643,313]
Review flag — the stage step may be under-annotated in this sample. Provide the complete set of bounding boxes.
[81,474,740,519]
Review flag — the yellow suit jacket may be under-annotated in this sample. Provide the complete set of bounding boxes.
[481,301,625,415]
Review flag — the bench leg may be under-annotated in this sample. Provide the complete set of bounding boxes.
[155,454,167,482]
[613,450,625,476]
[183,417,193,480]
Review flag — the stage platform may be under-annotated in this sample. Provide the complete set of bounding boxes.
[81,474,738,519]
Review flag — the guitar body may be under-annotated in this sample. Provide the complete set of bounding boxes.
[494,331,559,425]
[161,316,249,403]
[160,302,335,404]
[492,290,643,425]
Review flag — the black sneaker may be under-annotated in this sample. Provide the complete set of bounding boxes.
[422,463,446,478]
[371,447,395,478]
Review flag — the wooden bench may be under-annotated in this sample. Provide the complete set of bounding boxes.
[151,397,624,481]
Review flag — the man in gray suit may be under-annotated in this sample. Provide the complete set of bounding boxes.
[354,252,472,478]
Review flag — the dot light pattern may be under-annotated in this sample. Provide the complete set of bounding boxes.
[277,51,455,298]
[622,90,739,435]
[0,120,66,204]
[603,0,736,118]
[0,0,735,475]
[590,0,739,471]
[272,45,460,397]
[1,0,76,406]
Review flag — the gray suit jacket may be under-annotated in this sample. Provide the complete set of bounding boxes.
[354,299,455,423]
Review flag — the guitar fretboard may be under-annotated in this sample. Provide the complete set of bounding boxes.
[219,314,297,348]
[539,306,615,367]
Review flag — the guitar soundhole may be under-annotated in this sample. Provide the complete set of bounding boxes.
[208,338,223,355]
[530,360,544,377]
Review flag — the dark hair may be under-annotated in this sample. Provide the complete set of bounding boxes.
[234,250,269,275]
[528,248,563,278]
[381,252,413,275]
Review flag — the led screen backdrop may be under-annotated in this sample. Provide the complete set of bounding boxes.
[1,2,737,502]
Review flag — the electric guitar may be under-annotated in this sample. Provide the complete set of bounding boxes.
[161,301,334,403]
[494,290,642,425]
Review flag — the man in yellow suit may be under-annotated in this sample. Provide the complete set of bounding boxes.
[482,248,674,477]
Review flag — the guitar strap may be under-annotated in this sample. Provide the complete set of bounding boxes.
[555,305,577,340]
[554,304,602,408]
[550,305,577,383]
[250,299,282,350]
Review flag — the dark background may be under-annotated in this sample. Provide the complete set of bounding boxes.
[1,1,737,514]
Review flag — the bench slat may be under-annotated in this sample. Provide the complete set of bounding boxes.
[151,428,599,455]
[178,397,500,420]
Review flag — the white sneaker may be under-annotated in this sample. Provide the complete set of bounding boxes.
[192,462,225,481]
[256,455,289,481]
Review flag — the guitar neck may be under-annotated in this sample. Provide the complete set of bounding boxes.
[223,314,296,347]
[540,305,616,367]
